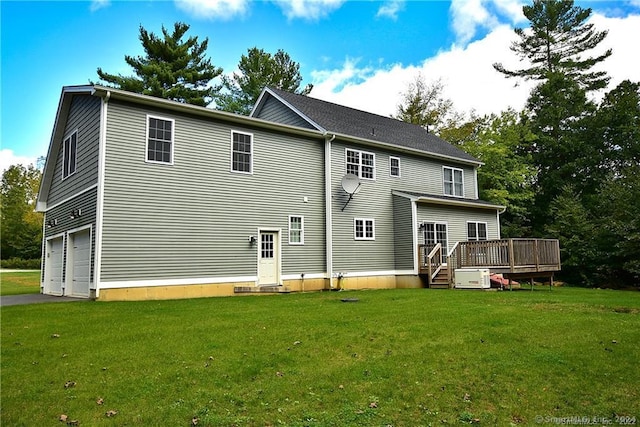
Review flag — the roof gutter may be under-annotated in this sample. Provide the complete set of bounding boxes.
[392,190,505,212]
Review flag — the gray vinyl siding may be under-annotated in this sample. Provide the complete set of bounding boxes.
[48,95,101,205]
[416,203,499,253]
[392,195,414,270]
[100,100,325,282]
[43,187,98,285]
[331,141,477,272]
[254,96,316,130]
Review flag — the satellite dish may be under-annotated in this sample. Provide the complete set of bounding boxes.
[341,174,361,195]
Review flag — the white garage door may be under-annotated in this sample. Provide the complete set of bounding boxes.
[68,229,91,298]
[46,237,64,296]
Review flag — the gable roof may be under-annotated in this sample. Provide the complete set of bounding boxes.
[252,87,481,166]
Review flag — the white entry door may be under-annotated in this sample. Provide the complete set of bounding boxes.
[258,231,280,285]
[68,229,91,298]
[46,237,64,296]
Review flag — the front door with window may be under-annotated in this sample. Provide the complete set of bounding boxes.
[258,231,280,285]
[423,222,448,263]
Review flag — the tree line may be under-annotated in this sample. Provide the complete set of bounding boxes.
[2,1,638,287]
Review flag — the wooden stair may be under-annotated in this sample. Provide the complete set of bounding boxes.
[429,266,450,289]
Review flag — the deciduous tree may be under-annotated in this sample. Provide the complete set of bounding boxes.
[394,75,455,133]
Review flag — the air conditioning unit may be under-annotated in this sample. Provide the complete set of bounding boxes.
[454,268,490,289]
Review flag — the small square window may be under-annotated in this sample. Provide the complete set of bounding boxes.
[467,222,488,241]
[354,218,375,240]
[346,149,376,180]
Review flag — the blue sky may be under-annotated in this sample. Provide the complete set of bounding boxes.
[2,0,639,171]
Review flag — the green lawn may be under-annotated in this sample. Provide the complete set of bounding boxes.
[2,288,639,426]
[0,270,41,296]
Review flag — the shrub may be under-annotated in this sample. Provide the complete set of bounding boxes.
[1,258,41,269]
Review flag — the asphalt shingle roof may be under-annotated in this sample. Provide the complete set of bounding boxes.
[265,87,480,164]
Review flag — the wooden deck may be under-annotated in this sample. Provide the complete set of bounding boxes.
[419,239,561,287]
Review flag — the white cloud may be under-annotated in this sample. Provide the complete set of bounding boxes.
[90,0,110,12]
[274,0,345,21]
[174,0,249,20]
[376,0,405,20]
[450,0,526,44]
[309,14,640,121]
[0,149,39,174]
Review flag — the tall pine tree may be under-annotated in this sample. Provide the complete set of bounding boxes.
[96,22,222,106]
[493,0,611,91]
[217,48,312,115]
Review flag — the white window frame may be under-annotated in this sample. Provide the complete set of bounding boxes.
[354,218,375,241]
[422,221,449,263]
[345,148,376,180]
[146,115,175,165]
[62,130,78,179]
[230,130,253,175]
[443,166,464,197]
[389,156,401,177]
[467,221,488,241]
[288,215,304,245]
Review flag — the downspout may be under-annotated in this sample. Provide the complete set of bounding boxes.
[94,90,110,299]
[324,133,336,289]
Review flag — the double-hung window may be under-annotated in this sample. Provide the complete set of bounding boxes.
[354,218,375,240]
[231,131,253,174]
[389,156,400,177]
[346,149,375,180]
[288,216,304,245]
[147,116,174,164]
[443,166,463,197]
[467,222,488,241]
[63,131,78,179]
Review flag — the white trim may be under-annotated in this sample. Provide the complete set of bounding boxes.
[345,147,376,181]
[336,269,416,278]
[230,130,254,175]
[473,167,479,199]
[496,210,502,240]
[421,220,450,258]
[41,184,98,212]
[145,114,175,165]
[62,129,79,180]
[442,165,464,198]
[392,190,505,211]
[99,275,258,289]
[411,200,419,274]
[354,218,375,240]
[389,156,401,178]
[253,88,327,132]
[44,232,66,296]
[325,134,334,288]
[281,272,326,281]
[288,215,304,245]
[94,94,109,297]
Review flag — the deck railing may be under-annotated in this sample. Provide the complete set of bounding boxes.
[449,238,561,273]
[419,238,561,280]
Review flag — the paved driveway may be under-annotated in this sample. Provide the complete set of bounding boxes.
[0,294,87,306]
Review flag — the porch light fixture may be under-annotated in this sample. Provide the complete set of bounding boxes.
[248,235,257,245]
[70,208,82,219]
[46,219,58,228]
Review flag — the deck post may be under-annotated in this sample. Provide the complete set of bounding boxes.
[534,240,540,272]
[508,239,515,273]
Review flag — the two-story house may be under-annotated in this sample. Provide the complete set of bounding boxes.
[36,85,552,301]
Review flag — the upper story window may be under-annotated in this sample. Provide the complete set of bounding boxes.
[288,215,304,245]
[147,116,174,164]
[346,149,375,180]
[443,166,464,197]
[354,218,375,240]
[231,131,253,174]
[467,222,488,241]
[63,131,78,179]
[389,156,400,177]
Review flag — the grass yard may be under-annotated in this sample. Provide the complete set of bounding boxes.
[1,288,639,426]
[0,270,41,296]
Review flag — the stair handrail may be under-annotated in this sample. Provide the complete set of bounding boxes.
[426,243,443,282]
